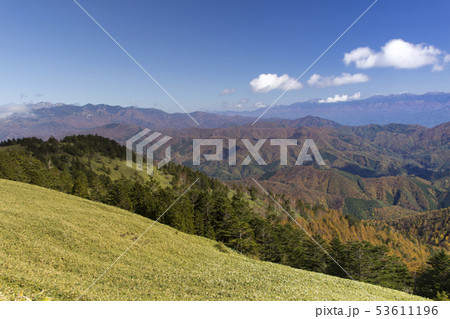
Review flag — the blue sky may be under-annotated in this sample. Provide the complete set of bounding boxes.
[0,0,449,113]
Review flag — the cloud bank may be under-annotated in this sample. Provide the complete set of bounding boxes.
[318,92,361,103]
[250,73,303,93]
[308,73,369,88]
[0,104,33,119]
[344,39,450,71]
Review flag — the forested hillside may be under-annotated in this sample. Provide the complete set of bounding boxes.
[157,121,449,220]
[389,208,450,250]
[1,135,448,298]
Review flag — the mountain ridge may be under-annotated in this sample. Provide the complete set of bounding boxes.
[218,92,450,127]
[1,92,449,141]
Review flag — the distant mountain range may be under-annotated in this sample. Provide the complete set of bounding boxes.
[218,92,450,127]
[0,92,449,141]
[0,103,254,141]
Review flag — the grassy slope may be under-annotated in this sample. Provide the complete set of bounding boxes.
[87,155,172,188]
[0,179,425,301]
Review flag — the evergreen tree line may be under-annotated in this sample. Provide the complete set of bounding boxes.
[0,135,448,298]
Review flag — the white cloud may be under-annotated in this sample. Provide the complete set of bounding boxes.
[230,98,249,108]
[0,104,32,119]
[219,88,235,96]
[254,101,266,108]
[308,73,369,88]
[344,39,449,71]
[318,92,361,103]
[250,73,303,93]
[223,99,266,109]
